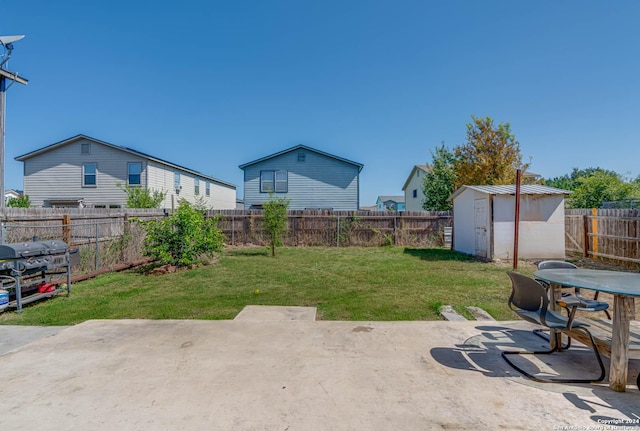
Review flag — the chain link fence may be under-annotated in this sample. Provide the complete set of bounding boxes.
[2,220,148,274]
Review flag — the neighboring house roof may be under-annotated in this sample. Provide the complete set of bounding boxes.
[377,195,405,203]
[448,184,572,201]
[359,205,377,212]
[402,165,430,191]
[522,170,541,178]
[238,144,363,172]
[15,134,236,189]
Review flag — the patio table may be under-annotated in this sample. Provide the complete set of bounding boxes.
[534,268,640,392]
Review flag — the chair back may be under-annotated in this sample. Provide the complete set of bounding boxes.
[537,260,578,270]
[507,271,548,312]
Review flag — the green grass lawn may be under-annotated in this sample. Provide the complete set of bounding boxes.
[0,247,521,325]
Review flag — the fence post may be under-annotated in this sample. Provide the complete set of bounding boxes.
[591,208,598,256]
[122,214,130,263]
[0,222,5,244]
[62,214,71,245]
[582,214,589,258]
[336,215,340,247]
[95,222,99,270]
[123,213,130,237]
[393,215,398,245]
[231,215,235,246]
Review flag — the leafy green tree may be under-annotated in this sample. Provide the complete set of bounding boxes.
[262,194,290,257]
[543,167,640,208]
[7,194,30,208]
[140,201,224,266]
[422,143,456,211]
[453,116,529,188]
[544,167,619,191]
[568,171,635,209]
[118,183,167,208]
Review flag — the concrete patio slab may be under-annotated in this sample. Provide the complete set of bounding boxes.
[0,319,638,430]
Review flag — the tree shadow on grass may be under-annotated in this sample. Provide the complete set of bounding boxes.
[404,248,477,262]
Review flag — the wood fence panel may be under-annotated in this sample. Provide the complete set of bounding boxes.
[566,209,640,265]
[211,210,453,248]
[2,207,640,266]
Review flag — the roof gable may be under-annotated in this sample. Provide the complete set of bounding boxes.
[402,165,429,191]
[15,134,236,188]
[239,145,363,172]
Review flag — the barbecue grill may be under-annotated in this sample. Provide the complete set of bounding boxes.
[0,240,73,312]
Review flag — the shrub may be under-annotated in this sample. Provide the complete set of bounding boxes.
[118,183,167,208]
[140,201,224,266]
[262,195,290,256]
[7,194,30,208]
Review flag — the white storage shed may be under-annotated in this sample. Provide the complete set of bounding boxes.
[449,185,571,260]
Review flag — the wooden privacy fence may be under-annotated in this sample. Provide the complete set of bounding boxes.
[566,209,640,265]
[0,208,452,248]
[2,208,640,266]
[0,209,453,272]
[209,210,453,247]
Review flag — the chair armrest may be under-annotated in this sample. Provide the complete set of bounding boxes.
[557,295,588,309]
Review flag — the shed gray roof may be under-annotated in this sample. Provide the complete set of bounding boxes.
[448,184,572,201]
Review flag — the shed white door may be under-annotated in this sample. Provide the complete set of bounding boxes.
[474,199,488,258]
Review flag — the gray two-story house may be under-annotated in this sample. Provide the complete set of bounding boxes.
[15,135,237,209]
[239,145,363,210]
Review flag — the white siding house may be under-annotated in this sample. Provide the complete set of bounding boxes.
[402,165,429,212]
[15,135,237,209]
[4,189,21,205]
[449,185,570,260]
[239,145,363,210]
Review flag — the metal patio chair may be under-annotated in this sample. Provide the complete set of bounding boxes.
[502,272,605,383]
[533,260,611,349]
[537,261,611,319]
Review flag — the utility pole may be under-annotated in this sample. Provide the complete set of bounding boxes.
[0,35,28,211]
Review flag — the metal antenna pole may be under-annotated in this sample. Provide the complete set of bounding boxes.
[0,35,28,212]
[0,74,6,211]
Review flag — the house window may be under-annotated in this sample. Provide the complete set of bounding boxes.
[83,163,97,186]
[128,162,142,185]
[298,152,306,162]
[195,178,200,195]
[413,189,417,198]
[206,181,210,196]
[174,172,181,192]
[260,170,288,193]
[81,143,91,155]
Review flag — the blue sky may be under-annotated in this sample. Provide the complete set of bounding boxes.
[2,1,639,206]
